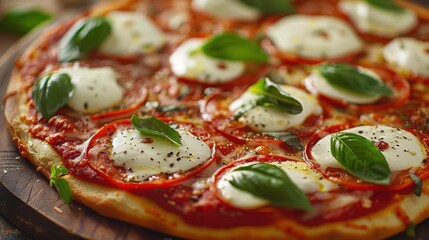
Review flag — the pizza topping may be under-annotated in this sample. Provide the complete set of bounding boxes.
[330,132,391,185]
[110,123,211,182]
[32,72,74,120]
[131,115,182,146]
[59,67,123,114]
[49,166,72,204]
[311,125,426,173]
[99,12,166,56]
[383,37,429,78]
[409,173,422,196]
[216,160,336,210]
[170,38,246,83]
[339,0,416,37]
[262,132,303,151]
[192,0,261,21]
[265,14,363,59]
[59,17,111,62]
[230,78,321,132]
[307,64,392,104]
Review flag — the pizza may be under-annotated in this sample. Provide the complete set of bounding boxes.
[4,0,429,239]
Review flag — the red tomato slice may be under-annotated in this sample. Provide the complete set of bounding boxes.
[303,124,429,192]
[84,118,217,190]
[305,63,411,113]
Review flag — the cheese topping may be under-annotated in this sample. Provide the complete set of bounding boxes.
[229,85,322,132]
[383,37,429,78]
[192,0,260,21]
[60,67,123,114]
[169,38,245,83]
[311,125,426,171]
[266,15,363,59]
[338,1,417,37]
[111,128,211,182]
[99,12,166,56]
[305,68,384,104]
[217,161,338,209]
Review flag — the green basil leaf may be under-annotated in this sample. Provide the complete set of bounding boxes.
[59,17,111,62]
[409,173,422,197]
[330,132,391,185]
[0,8,52,35]
[32,73,74,120]
[200,33,268,63]
[263,132,302,150]
[229,163,311,211]
[239,0,294,14]
[49,166,72,204]
[249,77,303,114]
[131,115,182,146]
[406,222,417,238]
[318,63,393,98]
[365,0,404,13]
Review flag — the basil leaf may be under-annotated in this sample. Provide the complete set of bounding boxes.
[365,0,404,13]
[406,222,417,238]
[49,166,72,204]
[318,63,393,98]
[249,77,303,114]
[131,115,182,146]
[239,0,294,14]
[59,17,111,62]
[229,163,311,211]
[200,33,268,63]
[330,132,391,185]
[409,173,422,197]
[0,8,52,35]
[32,73,74,120]
[263,132,302,150]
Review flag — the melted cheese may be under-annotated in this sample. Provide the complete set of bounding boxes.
[99,12,166,56]
[306,68,384,104]
[111,128,211,182]
[169,38,245,83]
[192,0,260,21]
[229,85,322,132]
[338,1,417,37]
[383,37,429,78]
[217,161,338,209]
[311,125,426,171]
[266,15,363,59]
[60,67,123,114]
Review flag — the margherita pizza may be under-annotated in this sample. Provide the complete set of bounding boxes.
[4,0,429,239]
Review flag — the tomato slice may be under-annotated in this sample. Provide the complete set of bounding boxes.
[305,63,411,113]
[303,124,429,192]
[84,118,217,190]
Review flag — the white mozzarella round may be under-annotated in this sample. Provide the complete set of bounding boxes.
[217,161,338,209]
[99,12,166,56]
[111,128,212,182]
[383,37,429,78]
[266,15,363,59]
[60,67,123,114]
[311,125,426,172]
[229,85,322,132]
[169,38,245,83]
[306,68,384,104]
[192,0,260,21]
[339,1,417,37]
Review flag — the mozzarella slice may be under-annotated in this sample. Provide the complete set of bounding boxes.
[383,37,429,78]
[311,125,426,171]
[99,12,166,56]
[169,38,245,83]
[306,68,384,104]
[229,85,322,132]
[266,15,362,59]
[59,67,123,114]
[217,161,338,209]
[338,1,417,37]
[192,0,260,21]
[111,128,212,182]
